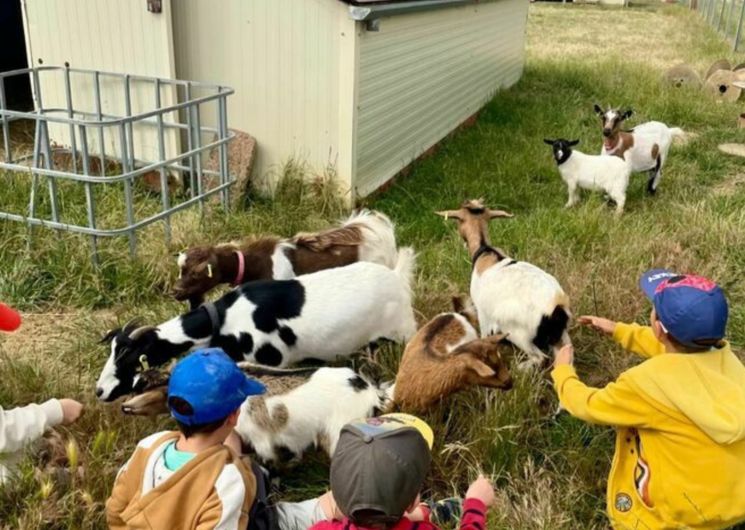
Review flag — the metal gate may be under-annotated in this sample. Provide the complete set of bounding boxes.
[0,66,235,263]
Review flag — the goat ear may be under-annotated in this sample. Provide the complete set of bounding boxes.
[487,209,513,219]
[483,333,508,345]
[568,139,580,147]
[593,104,603,115]
[467,357,497,379]
[543,139,555,145]
[435,210,463,221]
[451,296,465,313]
[622,109,633,120]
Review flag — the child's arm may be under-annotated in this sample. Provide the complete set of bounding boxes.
[552,349,660,426]
[458,475,492,530]
[105,456,137,530]
[580,316,665,358]
[0,400,63,453]
[612,322,666,358]
[196,472,250,530]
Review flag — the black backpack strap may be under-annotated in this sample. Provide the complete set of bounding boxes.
[246,461,278,530]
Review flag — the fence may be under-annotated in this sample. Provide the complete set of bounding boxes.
[0,66,235,264]
[690,0,745,52]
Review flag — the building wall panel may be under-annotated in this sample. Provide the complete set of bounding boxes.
[355,0,529,196]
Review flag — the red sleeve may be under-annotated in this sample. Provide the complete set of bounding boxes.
[309,521,343,530]
[459,498,487,530]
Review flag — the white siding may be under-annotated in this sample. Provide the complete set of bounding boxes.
[21,0,178,163]
[171,0,354,192]
[354,0,529,196]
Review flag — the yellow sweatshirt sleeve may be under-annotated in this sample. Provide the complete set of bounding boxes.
[551,365,659,427]
[612,323,666,359]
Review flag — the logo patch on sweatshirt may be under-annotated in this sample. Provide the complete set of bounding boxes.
[615,493,633,513]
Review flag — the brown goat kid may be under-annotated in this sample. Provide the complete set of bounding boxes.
[173,210,397,309]
[393,297,513,412]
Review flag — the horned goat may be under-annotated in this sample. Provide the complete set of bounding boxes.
[437,199,571,369]
[594,105,684,194]
[393,297,512,412]
[95,252,416,401]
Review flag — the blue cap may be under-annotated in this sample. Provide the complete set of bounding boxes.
[639,269,728,348]
[168,348,265,425]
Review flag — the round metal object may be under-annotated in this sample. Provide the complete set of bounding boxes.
[705,70,742,102]
[706,59,732,80]
[663,64,702,88]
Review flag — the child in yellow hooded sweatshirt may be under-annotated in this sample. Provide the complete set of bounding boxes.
[552,270,745,530]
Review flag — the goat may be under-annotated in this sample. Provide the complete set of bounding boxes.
[594,105,684,194]
[393,297,513,412]
[173,209,398,309]
[120,362,317,417]
[95,252,417,402]
[237,367,391,463]
[436,199,571,369]
[543,138,631,215]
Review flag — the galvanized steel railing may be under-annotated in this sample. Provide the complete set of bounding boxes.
[0,66,235,264]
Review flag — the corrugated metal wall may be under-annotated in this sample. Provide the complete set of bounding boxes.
[171,0,350,189]
[21,0,178,163]
[354,0,529,196]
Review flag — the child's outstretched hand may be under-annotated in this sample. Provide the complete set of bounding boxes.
[59,399,84,425]
[465,474,495,507]
[554,345,574,367]
[578,315,616,335]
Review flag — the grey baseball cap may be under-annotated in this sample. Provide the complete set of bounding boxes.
[330,414,434,525]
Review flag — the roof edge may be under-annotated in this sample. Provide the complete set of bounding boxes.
[347,0,480,21]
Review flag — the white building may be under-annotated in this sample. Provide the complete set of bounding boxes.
[21,0,529,201]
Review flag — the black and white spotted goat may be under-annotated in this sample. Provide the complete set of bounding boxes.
[95,251,416,402]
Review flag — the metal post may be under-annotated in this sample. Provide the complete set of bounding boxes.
[726,0,736,39]
[154,78,171,244]
[94,71,106,177]
[79,125,99,265]
[185,83,196,199]
[31,68,60,224]
[63,65,79,174]
[735,0,745,50]
[217,89,230,210]
[191,103,204,214]
[0,80,11,163]
[718,0,727,30]
[123,75,135,170]
[119,123,137,256]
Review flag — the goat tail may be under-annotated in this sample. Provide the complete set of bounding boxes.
[349,209,398,269]
[668,127,685,138]
[393,247,416,290]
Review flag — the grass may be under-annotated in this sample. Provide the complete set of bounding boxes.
[2,2,745,528]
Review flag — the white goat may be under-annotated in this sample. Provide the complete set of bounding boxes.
[544,138,632,215]
[96,250,417,402]
[437,200,571,369]
[594,105,684,194]
[236,367,391,462]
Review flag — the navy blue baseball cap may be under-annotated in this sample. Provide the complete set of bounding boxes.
[639,269,728,348]
[168,348,265,425]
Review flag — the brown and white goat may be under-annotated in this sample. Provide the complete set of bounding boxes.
[173,209,398,309]
[437,199,571,369]
[594,105,684,194]
[393,297,512,412]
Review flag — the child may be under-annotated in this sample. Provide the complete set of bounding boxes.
[309,413,495,530]
[553,270,745,529]
[0,302,84,483]
[106,348,266,529]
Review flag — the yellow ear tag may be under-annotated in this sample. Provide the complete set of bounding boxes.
[207,264,213,278]
[139,354,150,371]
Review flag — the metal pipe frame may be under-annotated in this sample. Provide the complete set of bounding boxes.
[0,66,236,264]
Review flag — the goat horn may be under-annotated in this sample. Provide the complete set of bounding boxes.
[129,325,156,340]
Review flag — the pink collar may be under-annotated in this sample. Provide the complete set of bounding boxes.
[232,251,245,286]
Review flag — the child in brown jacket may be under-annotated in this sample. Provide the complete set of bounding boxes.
[106,348,266,529]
